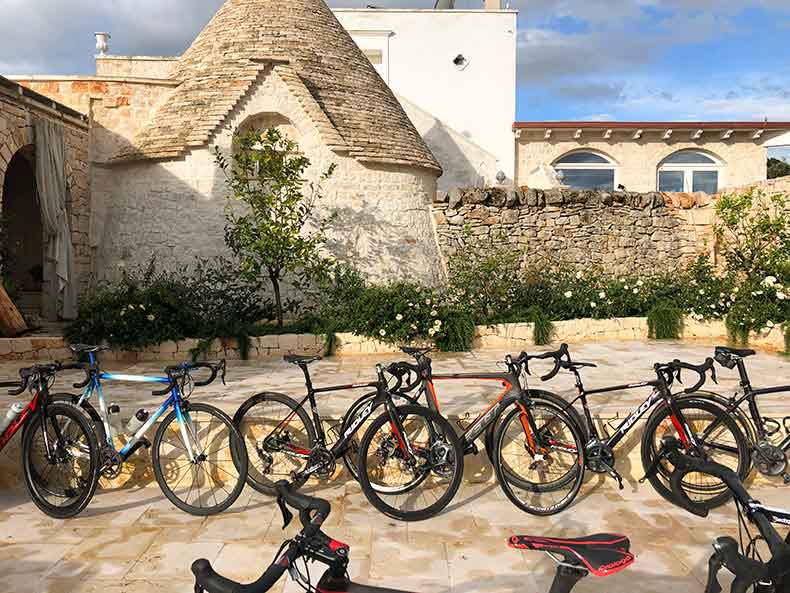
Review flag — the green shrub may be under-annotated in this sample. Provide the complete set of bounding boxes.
[434,309,476,352]
[66,257,273,354]
[647,301,684,340]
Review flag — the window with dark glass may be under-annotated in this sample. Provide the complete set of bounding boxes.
[657,150,721,193]
[554,151,616,191]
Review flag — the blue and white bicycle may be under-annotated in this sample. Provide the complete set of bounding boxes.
[57,344,248,515]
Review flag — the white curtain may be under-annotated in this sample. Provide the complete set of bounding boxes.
[35,119,77,320]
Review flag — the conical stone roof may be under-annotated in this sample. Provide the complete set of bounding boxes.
[115,0,441,173]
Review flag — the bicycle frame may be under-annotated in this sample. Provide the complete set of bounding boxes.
[73,351,203,463]
[0,389,41,451]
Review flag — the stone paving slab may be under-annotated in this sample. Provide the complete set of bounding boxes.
[0,475,788,593]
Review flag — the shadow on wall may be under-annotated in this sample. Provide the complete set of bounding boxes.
[399,95,497,192]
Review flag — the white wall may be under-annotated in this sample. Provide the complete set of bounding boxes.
[334,9,518,188]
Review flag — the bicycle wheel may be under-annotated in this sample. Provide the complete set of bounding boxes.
[51,393,108,444]
[641,398,749,510]
[357,405,464,521]
[153,402,248,515]
[493,401,585,516]
[233,392,316,495]
[21,402,100,518]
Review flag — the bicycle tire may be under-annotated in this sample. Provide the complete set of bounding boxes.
[233,392,316,495]
[357,405,464,521]
[493,401,585,516]
[21,401,100,518]
[153,402,248,515]
[51,393,108,444]
[641,398,749,510]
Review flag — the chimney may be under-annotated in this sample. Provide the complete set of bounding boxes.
[95,32,111,56]
[485,0,502,9]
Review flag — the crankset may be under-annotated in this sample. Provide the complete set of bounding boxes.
[100,447,123,479]
[307,447,336,480]
[587,441,624,490]
[428,440,455,478]
[753,441,788,478]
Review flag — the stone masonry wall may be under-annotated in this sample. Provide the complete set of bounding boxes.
[0,84,91,303]
[432,186,715,274]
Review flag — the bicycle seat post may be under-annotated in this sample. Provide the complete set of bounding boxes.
[549,565,588,593]
[300,364,314,393]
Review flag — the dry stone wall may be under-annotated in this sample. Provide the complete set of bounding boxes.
[432,186,715,274]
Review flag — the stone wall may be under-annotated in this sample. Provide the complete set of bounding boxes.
[431,186,715,274]
[0,80,92,307]
[515,128,772,191]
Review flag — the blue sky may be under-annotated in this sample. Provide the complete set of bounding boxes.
[1,0,788,158]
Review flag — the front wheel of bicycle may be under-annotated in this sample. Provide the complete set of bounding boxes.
[357,405,464,522]
[493,401,585,516]
[641,398,749,510]
[153,402,248,515]
[21,401,100,518]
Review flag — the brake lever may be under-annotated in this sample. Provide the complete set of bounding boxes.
[704,553,724,593]
[220,360,227,386]
[710,365,718,385]
[277,496,294,530]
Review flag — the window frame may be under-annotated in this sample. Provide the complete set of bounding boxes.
[657,150,724,193]
[552,150,618,191]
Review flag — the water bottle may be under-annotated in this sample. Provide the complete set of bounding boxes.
[0,402,26,435]
[125,409,150,436]
[108,403,124,440]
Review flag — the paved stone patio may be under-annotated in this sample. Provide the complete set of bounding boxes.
[0,342,788,592]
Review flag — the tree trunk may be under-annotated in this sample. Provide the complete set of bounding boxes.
[270,273,284,327]
[0,284,28,337]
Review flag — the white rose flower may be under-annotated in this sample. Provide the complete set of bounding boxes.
[636,280,644,287]
[598,291,606,299]
[379,329,387,337]
[633,288,639,294]
[428,328,436,336]
[147,314,155,321]
[395,314,403,321]
[434,320,442,327]
[430,310,438,317]
[590,301,597,308]
[564,291,573,298]
[698,289,705,295]
[575,271,583,280]
[425,299,432,305]
[766,320,775,328]
[763,276,777,287]
[777,291,787,300]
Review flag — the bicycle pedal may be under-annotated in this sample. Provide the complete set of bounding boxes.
[783,473,790,485]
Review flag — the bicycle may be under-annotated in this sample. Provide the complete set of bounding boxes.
[59,344,248,515]
[233,354,464,521]
[700,346,790,484]
[669,448,790,593]
[496,344,749,514]
[0,361,100,518]
[191,478,634,593]
[374,346,586,515]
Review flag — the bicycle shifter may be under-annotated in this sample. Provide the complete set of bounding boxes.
[277,496,294,529]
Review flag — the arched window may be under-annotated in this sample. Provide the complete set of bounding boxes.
[657,150,722,193]
[553,151,616,191]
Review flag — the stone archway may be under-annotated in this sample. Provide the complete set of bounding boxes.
[1,145,45,319]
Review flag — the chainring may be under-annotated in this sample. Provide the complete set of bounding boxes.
[308,447,336,480]
[587,442,616,474]
[753,441,788,477]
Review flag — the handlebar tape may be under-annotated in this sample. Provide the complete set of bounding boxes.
[191,543,299,593]
[274,481,331,537]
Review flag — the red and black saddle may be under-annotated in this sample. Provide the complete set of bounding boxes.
[509,533,634,577]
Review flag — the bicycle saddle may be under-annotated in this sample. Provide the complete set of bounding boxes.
[509,534,634,577]
[284,354,322,366]
[69,343,107,354]
[715,346,756,358]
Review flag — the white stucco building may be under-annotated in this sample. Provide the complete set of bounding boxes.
[334,6,518,191]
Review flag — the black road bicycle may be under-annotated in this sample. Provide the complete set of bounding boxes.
[669,449,790,593]
[190,458,789,593]
[0,362,100,518]
[496,344,750,514]
[190,478,634,593]
[698,346,790,484]
[233,354,464,521]
[376,346,587,515]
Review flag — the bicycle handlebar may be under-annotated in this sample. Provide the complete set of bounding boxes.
[654,358,717,393]
[2,362,94,395]
[152,360,226,395]
[511,344,571,381]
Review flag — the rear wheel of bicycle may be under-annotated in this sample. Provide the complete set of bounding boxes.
[21,402,100,518]
[233,392,316,495]
[493,401,585,516]
[641,398,749,510]
[358,405,464,521]
[153,402,248,515]
[51,393,108,444]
